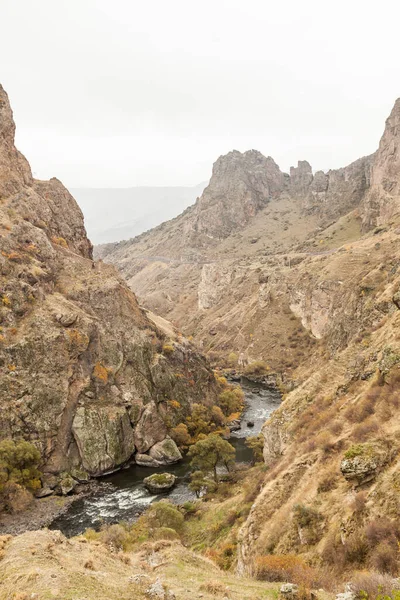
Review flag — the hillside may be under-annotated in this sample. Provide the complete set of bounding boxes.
[0,84,218,489]
[73,182,207,244]
[96,98,400,585]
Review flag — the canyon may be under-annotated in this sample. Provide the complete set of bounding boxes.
[1,84,400,598]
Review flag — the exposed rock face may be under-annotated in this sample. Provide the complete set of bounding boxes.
[149,437,182,465]
[98,104,391,368]
[0,84,218,481]
[340,443,389,485]
[191,150,285,240]
[361,99,400,229]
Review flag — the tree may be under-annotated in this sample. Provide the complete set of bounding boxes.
[0,439,41,492]
[188,470,217,497]
[218,388,244,417]
[188,434,235,483]
[171,423,191,447]
[245,434,264,465]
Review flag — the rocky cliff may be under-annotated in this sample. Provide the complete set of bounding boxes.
[98,102,397,372]
[0,85,218,485]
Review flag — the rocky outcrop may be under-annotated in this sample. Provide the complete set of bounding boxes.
[340,443,390,485]
[0,85,218,483]
[148,437,182,465]
[143,472,177,494]
[361,98,400,229]
[190,150,286,240]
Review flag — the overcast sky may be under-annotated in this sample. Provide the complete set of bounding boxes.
[1,0,399,188]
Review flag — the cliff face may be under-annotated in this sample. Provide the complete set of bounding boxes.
[0,85,218,482]
[361,98,400,229]
[98,104,394,371]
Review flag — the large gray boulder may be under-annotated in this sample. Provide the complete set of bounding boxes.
[149,437,182,465]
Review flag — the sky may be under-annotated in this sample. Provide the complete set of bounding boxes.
[1,0,399,188]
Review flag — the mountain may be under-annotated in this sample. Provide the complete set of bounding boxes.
[72,182,207,244]
[0,84,218,487]
[100,98,400,579]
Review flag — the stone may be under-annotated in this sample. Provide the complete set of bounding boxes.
[146,578,174,599]
[393,291,400,309]
[135,454,160,467]
[148,437,182,465]
[55,312,78,327]
[143,473,177,494]
[57,474,77,496]
[35,487,54,498]
[280,583,298,599]
[134,402,167,454]
[340,444,388,485]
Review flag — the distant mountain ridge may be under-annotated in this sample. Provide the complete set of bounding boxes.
[72,182,207,244]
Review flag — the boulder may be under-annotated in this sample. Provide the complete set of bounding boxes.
[135,454,160,467]
[148,437,182,465]
[143,473,177,494]
[134,402,167,453]
[340,444,388,485]
[57,473,77,496]
[72,405,135,475]
[35,487,54,498]
[280,583,298,599]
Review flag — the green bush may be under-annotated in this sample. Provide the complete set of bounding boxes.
[0,439,41,494]
[146,500,184,533]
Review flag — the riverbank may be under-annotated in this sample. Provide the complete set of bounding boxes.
[1,381,280,538]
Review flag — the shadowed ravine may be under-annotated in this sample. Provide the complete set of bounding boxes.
[49,381,280,537]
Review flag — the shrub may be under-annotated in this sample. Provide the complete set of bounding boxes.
[245,435,264,464]
[218,387,244,416]
[0,439,41,501]
[370,542,399,575]
[351,491,368,513]
[146,501,184,533]
[351,570,399,598]
[51,235,68,248]
[227,352,238,366]
[255,554,311,583]
[244,360,269,376]
[100,524,129,550]
[92,362,109,384]
[171,423,191,447]
[317,473,337,493]
[162,344,174,355]
[153,527,180,541]
[353,417,379,441]
[345,396,376,423]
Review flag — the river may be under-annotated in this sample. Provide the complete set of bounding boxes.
[49,379,280,537]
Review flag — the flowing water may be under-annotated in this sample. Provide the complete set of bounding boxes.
[49,379,280,537]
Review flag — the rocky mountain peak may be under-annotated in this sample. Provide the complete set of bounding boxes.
[190,149,285,240]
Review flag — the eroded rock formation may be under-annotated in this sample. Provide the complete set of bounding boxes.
[0,85,218,483]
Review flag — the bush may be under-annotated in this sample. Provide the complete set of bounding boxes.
[171,423,191,447]
[255,554,313,584]
[370,542,399,575]
[353,417,379,441]
[100,524,129,550]
[218,387,244,416]
[317,473,337,493]
[351,570,399,598]
[153,527,180,541]
[245,435,264,464]
[244,361,269,376]
[162,344,174,355]
[0,439,41,504]
[146,501,184,533]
